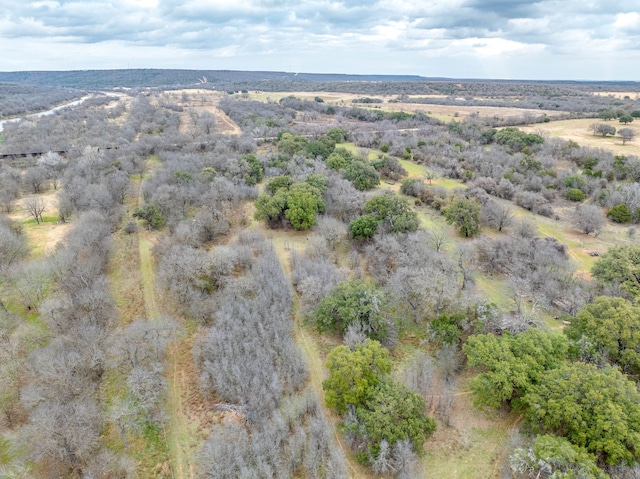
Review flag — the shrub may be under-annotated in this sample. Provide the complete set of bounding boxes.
[349,215,380,241]
[314,280,388,342]
[566,189,586,202]
[608,204,632,223]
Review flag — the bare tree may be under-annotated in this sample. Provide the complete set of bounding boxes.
[428,227,448,252]
[619,127,636,145]
[392,439,424,479]
[23,166,48,194]
[482,200,514,232]
[571,204,605,236]
[23,196,45,224]
[371,440,394,475]
[0,219,29,272]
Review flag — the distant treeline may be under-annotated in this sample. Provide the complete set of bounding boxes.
[1,69,640,96]
[0,83,85,119]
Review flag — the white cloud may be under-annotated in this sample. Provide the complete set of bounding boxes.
[614,12,640,31]
[0,0,639,79]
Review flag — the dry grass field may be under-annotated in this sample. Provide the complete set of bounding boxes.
[521,118,640,156]
[591,91,640,100]
[161,89,242,135]
[8,190,71,257]
[245,90,560,121]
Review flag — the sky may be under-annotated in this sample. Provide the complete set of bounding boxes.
[2,0,640,81]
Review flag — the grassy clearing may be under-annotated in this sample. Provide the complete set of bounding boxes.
[138,233,161,320]
[165,337,201,479]
[521,118,640,157]
[423,374,518,479]
[475,275,513,310]
[510,205,626,275]
[399,158,466,190]
[7,190,70,258]
[334,142,463,191]
[125,162,200,479]
[243,91,557,122]
[109,231,146,326]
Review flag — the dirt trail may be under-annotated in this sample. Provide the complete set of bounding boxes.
[271,241,371,479]
[136,166,195,479]
[213,108,242,135]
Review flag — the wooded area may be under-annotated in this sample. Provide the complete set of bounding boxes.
[1,75,640,478]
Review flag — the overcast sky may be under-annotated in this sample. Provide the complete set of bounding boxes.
[2,0,640,80]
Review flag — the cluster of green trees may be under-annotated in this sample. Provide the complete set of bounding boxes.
[598,108,638,123]
[494,127,544,153]
[254,175,326,230]
[327,147,381,190]
[323,340,436,466]
[277,128,346,160]
[349,193,419,240]
[465,289,640,474]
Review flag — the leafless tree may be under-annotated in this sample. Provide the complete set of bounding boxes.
[23,166,48,194]
[482,200,514,232]
[23,196,45,224]
[571,204,605,236]
[619,127,636,145]
[428,227,449,252]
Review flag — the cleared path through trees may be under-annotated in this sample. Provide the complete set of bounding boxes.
[267,231,371,479]
[136,168,197,479]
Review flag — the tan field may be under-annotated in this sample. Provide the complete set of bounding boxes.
[160,89,242,135]
[521,118,640,156]
[591,91,640,100]
[246,90,559,121]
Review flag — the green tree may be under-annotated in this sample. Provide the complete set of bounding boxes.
[253,190,288,228]
[566,188,586,202]
[323,339,392,414]
[357,380,436,457]
[265,175,293,194]
[464,329,568,409]
[363,194,419,233]
[523,362,640,465]
[304,173,328,193]
[510,435,608,479]
[314,279,387,341]
[326,127,346,143]
[565,296,640,374]
[598,109,616,121]
[348,214,380,241]
[285,188,324,230]
[443,195,481,237]
[133,205,165,230]
[343,160,381,190]
[305,137,335,159]
[619,114,634,124]
[241,153,264,185]
[174,171,193,183]
[607,204,632,223]
[563,175,586,190]
[494,127,544,152]
[591,245,640,299]
[255,181,324,230]
[277,132,308,156]
[326,148,357,170]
